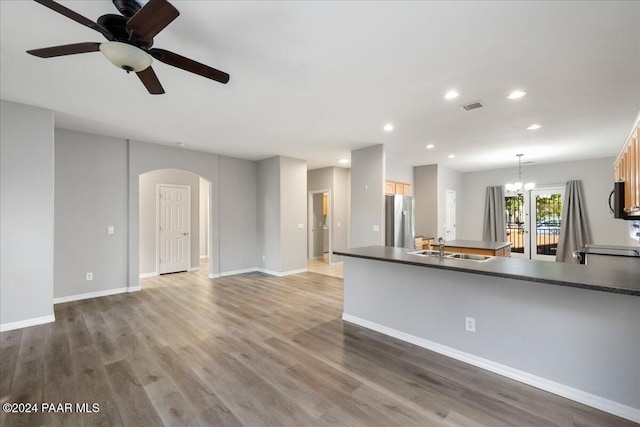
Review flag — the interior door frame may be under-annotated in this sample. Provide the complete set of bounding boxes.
[156,183,191,275]
[307,189,332,264]
[444,189,456,241]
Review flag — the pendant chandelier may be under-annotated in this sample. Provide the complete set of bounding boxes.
[505,154,535,194]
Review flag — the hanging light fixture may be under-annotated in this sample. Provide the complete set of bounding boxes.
[505,154,535,194]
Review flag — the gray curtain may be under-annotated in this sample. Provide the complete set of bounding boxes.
[483,186,507,242]
[556,180,592,263]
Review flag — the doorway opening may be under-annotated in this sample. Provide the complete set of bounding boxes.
[139,169,211,280]
[505,187,564,261]
[308,190,331,264]
[444,189,456,241]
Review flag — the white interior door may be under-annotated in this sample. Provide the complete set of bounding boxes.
[445,190,456,240]
[158,185,190,274]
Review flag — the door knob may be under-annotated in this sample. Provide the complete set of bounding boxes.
[183,232,189,236]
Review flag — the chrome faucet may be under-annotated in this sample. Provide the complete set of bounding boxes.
[438,237,445,257]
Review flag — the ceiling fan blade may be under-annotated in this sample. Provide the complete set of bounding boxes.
[27,42,101,58]
[137,66,165,95]
[126,0,179,41]
[149,49,230,84]
[33,0,114,40]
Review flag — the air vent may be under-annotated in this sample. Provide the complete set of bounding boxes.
[461,101,485,111]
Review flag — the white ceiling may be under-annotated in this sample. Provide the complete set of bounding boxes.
[1,1,639,171]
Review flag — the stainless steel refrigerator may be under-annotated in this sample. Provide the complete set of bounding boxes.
[385,195,415,248]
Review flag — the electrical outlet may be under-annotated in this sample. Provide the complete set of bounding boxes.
[373,225,380,232]
[86,272,93,281]
[337,222,341,227]
[298,224,304,229]
[465,317,476,332]
[262,255,266,261]
[107,226,115,234]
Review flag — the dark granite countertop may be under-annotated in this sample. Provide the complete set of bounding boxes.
[429,239,512,250]
[334,246,640,296]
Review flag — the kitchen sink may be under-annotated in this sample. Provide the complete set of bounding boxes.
[447,253,495,262]
[407,250,454,257]
[406,250,495,262]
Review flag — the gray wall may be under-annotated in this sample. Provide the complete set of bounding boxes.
[199,177,209,258]
[461,157,630,245]
[54,129,128,299]
[128,140,220,282]
[414,164,438,239]
[256,156,307,274]
[385,152,414,195]
[219,156,256,274]
[139,169,200,275]
[130,143,259,280]
[308,167,333,192]
[437,164,464,240]
[351,145,385,247]
[333,167,350,261]
[1,100,54,327]
[343,257,640,413]
[256,156,281,272]
[280,156,307,272]
[312,193,325,258]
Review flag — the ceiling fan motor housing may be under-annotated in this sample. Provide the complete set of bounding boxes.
[113,0,141,18]
[97,14,153,49]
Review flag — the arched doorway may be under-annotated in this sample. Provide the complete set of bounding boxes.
[138,169,211,282]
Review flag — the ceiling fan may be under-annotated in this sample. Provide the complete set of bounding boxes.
[27,0,230,94]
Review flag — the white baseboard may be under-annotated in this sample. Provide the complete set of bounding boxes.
[54,287,130,304]
[220,268,259,277]
[342,313,640,423]
[256,267,308,277]
[208,267,308,278]
[188,266,200,272]
[200,255,209,259]
[139,272,157,278]
[128,285,140,292]
[0,314,55,332]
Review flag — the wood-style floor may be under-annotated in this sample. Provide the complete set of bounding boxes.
[0,263,635,427]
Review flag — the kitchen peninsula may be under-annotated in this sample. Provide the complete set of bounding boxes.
[334,246,640,423]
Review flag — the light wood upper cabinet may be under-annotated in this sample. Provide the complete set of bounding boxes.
[385,182,395,195]
[322,194,328,216]
[614,113,640,216]
[386,180,411,196]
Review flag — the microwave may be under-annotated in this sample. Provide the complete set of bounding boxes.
[609,181,638,220]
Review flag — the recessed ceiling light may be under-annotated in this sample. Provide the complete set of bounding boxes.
[507,90,527,100]
[426,144,435,149]
[338,158,350,165]
[444,90,459,100]
[448,154,455,159]
[384,123,394,132]
[527,124,541,130]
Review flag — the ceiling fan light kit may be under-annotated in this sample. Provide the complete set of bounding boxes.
[27,0,230,94]
[99,41,152,72]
